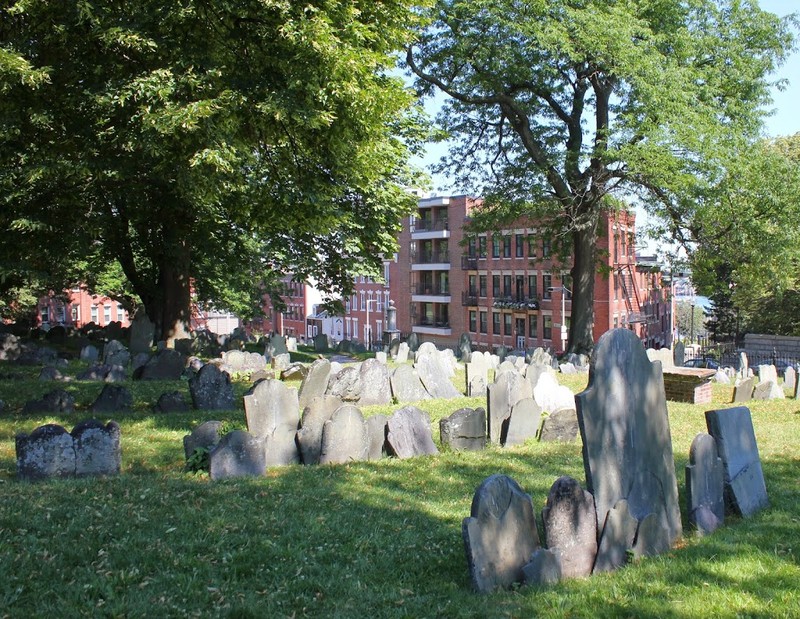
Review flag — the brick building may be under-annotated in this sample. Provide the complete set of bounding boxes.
[37,287,130,330]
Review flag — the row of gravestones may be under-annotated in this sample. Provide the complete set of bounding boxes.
[463,329,770,592]
[732,363,800,402]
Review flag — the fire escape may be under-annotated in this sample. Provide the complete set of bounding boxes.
[616,263,654,324]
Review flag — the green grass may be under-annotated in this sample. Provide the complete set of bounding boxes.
[1,363,798,618]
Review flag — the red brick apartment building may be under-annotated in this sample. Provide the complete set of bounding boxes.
[37,287,130,330]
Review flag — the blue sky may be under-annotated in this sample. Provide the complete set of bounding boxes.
[415,1,800,193]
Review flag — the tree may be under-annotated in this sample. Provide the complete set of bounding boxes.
[1,0,429,341]
[407,0,792,354]
[675,301,706,344]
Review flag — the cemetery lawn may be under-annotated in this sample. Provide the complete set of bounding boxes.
[0,367,798,618]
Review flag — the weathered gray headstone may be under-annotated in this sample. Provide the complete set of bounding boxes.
[738,352,749,380]
[395,342,409,364]
[16,424,76,480]
[183,420,224,460]
[406,333,419,352]
[129,311,155,355]
[103,339,130,367]
[646,347,674,369]
[154,390,190,413]
[80,344,99,364]
[504,397,542,447]
[313,333,329,352]
[386,406,438,459]
[38,366,62,381]
[575,329,682,554]
[358,358,391,406]
[271,352,291,372]
[414,349,461,399]
[732,376,755,403]
[89,384,133,412]
[327,365,362,401]
[439,408,486,451]
[297,358,332,411]
[135,349,185,380]
[522,549,562,588]
[72,419,121,477]
[686,433,724,535]
[705,406,768,517]
[630,509,671,559]
[319,405,370,464]
[533,372,575,414]
[296,395,342,465]
[243,378,300,466]
[23,389,75,414]
[593,499,638,574]
[487,371,532,445]
[753,380,784,400]
[209,430,266,480]
[783,365,796,394]
[538,408,579,443]
[366,414,388,461]
[465,357,489,397]
[265,334,288,359]
[189,364,235,410]
[673,341,685,366]
[541,476,597,579]
[389,364,431,403]
[757,364,778,384]
[462,474,541,593]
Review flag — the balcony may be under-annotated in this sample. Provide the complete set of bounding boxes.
[461,254,478,270]
[414,283,450,296]
[412,318,452,336]
[411,250,450,270]
[462,292,479,306]
[492,296,540,310]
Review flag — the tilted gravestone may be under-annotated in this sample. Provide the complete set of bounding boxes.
[522,548,562,588]
[72,419,121,477]
[389,364,431,403]
[243,378,300,466]
[462,474,541,593]
[685,433,725,535]
[265,334,288,360]
[753,380,784,400]
[358,358,391,406]
[541,476,597,579]
[23,389,75,414]
[134,349,185,380]
[575,329,682,569]
[592,499,638,574]
[154,390,190,413]
[386,406,438,459]
[298,358,332,411]
[189,364,235,410]
[414,348,461,399]
[183,420,224,461]
[487,371,532,445]
[538,408,580,443]
[129,311,155,355]
[327,365,362,402]
[439,408,486,451]
[365,414,388,461]
[757,364,778,383]
[80,344,99,364]
[296,395,342,465]
[732,376,755,403]
[208,430,266,480]
[705,406,768,517]
[89,384,133,413]
[319,405,370,464]
[504,397,542,447]
[103,339,131,368]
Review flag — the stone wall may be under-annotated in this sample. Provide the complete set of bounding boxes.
[743,334,800,361]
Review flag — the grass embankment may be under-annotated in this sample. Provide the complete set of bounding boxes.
[0,364,798,618]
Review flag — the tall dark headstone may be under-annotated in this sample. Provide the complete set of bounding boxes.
[685,433,725,534]
[541,476,597,578]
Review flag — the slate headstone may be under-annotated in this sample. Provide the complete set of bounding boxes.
[129,311,155,355]
[358,358,391,406]
[154,390,190,413]
[685,433,724,535]
[732,376,755,403]
[319,405,370,464]
[541,476,597,579]
[462,474,541,593]
[783,365,796,394]
[522,549,562,588]
[386,406,439,459]
[135,349,185,380]
[439,408,486,451]
[89,384,133,412]
[389,364,431,403]
[593,499,638,574]
[753,380,784,400]
[183,420,224,460]
[189,364,235,410]
[538,408,579,443]
[366,414,388,461]
[23,389,75,414]
[504,397,542,447]
[72,419,121,477]
[209,430,266,480]
[296,395,342,465]
[327,365,362,402]
[16,424,76,480]
[414,349,461,399]
[243,378,300,466]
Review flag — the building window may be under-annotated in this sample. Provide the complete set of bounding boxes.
[91,306,98,323]
[515,234,525,258]
[492,312,501,335]
[104,305,111,323]
[467,237,477,258]
[504,313,512,335]
[503,235,512,258]
[528,235,537,258]
[479,311,487,334]
[543,315,553,339]
[469,311,477,333]
[478,236,487,259]
[479,275,487,298]
[469,275,477,296]
[71,305,79,322]
[528,275,537,299]
[40,306,49,324]
[492,236,500,258]
[503,275,512,297]
[529,314,538,338]
[492,275,501,297]
[56,305,66,323]
[543,274,552,298]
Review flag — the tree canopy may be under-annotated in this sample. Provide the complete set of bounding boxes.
[407,0,793,354]
[1,0,429,340]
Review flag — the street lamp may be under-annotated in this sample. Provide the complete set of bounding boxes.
[547,285,571,353]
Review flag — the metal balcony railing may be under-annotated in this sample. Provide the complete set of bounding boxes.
[412,250,450,265]
[492,296,540,310]
[414,283,450,296]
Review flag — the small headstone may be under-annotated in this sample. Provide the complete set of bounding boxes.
[541,476,597,578]
[504,397,542,447]
[296,395,342,465]
[16,424,76,480]
[375,351,387,364]
[183,420,224,460]
[134,349,185,380]
[154,390,190,413]
[243,378,300,466]
[705,406,768,517]
[753,380,784,400]
[389,365,431,403]
[386,406,439,459]
[414,349,461,399]
[22,389,75,414]
[358,359,391,406]
[129,311,155,355]
[522,549,562,588]
[406,333,419,352]
[458,332,472,361]
[208,430,266,480]
[686,433,724,535]
[487,371,532,445]
[646,347,674,369]
[395,342,410,364]
[732,376,755,403]
[327,365,362,402]
[72,419,121,476]
[271,352,291,372]
[533,372,575,413]
[365,414,388,460]
[313,333,329,352]
[538,408,579,443]
[630,509,671,559]
[462,474,541,593]
[593,499,638,574]
[297,358,332,410]
[757,364,778,384]
[738,352,749,380]
[80,345,99,364]
[439,408,486,451]
[189,364,235,410]
[38,366,62,381]
[265,334,288,359]
[89,384,133,412]
[783,366,796,394]
[103,339,130,368]
[318,405,370,464]
[713,369,730,384]
[673,341,685,366]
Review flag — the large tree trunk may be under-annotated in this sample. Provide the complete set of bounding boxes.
[152,237,192,346]
[568,209,600,356]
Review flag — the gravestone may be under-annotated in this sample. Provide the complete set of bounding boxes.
[753,380,784,400]
[646,347,674,369]
[129,311,155,354]
[685,433,724,535]
[538,408,580,443]
[243,378,300,466]
[72,420,121,477]
[80,344,99,364]
[366,414,388,460]
[522,549,562,587]
[208,430,266,480]
[439,408,486,451]
[23,389,75,414]
[103,339,130,368]
[705,406,768,517]
[154,390,190,413]
[389,364,431,403]
[575,329,682,562]
[135,349,185,380]
[318,405,370,464]
[386,406,438,459]
[487,371,533,445]
[271,353,291,372]
[358,359,391,406]
[38,366,62,381]
[533,372,575,414]
[298,358,332,411]
[16,424,76,480]
[265,334,288,359]
[592,499,638,574]
[296,395,342,465]
[327,365,362,402]
[465,355,489,397]
[0,333,22,361]
[183,420,224,460]
[458,332,472,361]
[673,341,685,366]
[406,333,419,352]
[757,364,778,383]
[313,333,329,352]
[541,476,597,578]
[375,351,387,364]
[189,364,235,410]
[732,376,755,403]
[415,349,461,399]
[89,384,133,412]
[783,365,796,394]
[504,398,542,447]
[395,342,409,364]
[462,474,541,593]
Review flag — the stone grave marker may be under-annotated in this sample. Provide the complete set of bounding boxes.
[358,358,391,406]
[522,549,562,587]
[503,397,542,447]
[395,342,409,364]
[784,365,796,394]
[673,341,685,366]
[313,333,329,352]
[154,391,190,413]
[129,311,155,355]
[296,395,342,465]
[189,364,235,410]
[209,430,266,480]
[538,408,579,443]
[753,380,784,400]
[732,376,755,403]
[89,384,133,412]
[541,476,597,579]
[103,339,131,368]
[389,364,431,403]
[533,372,575,414]
[646,347,674,369]
[757,364,778,383]
[72,420,121,477]
[134,349,185,380]
[80,344,99,364]
[685,433,724,535]
[487,370,532,445]
[319,405,370,464]
[366,414,388,460]
[439,408,486,451]
[414,348,461,399]
[16,424,76,480]
[38,366,62,381]
[327,365,362,402]
[575,329,682,566]
[386,406,438,458]
[462,474,541,593]
[298,358,332,411]
[23,389,75,414]
[243,378,300,466]
[705,406,768,517]
[183,420,224,460]
[592,499,638,574]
